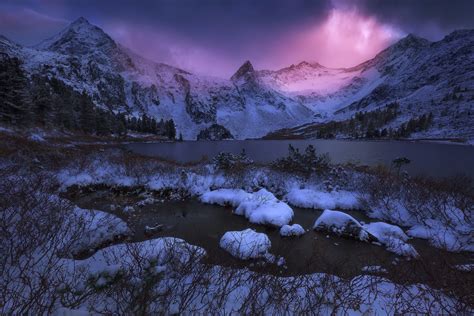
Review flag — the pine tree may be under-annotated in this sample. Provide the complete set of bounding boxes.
[78,92,96,134]
[165,119,176,139]
[150,118,158,134]
[95,110,111,135]
[0,55,31,124]
[31,75,53,126]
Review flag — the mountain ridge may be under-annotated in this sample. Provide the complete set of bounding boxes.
[1,17,473,140]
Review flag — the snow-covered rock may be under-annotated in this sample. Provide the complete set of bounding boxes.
[285,189,360,210]
[363,222,419,258]
[314,211,419,258]
[219,229,271,260]
[361,265,388,274]
[234,189,294,227]
[200,189,251,207]
[201,188,294,227]
[123,206,135,213]
[280,224,305,237]
[313,209,377,242]
[144,224,164,236]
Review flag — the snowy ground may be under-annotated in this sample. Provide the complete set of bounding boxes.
[52,235,469,315]
[1,137,473,314]
[66,207,133,257]
[285,188,361,210]
[54,152,473,255]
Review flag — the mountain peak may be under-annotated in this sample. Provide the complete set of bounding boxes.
[295,61,323,68]
[231,60,255,82]
[70,17,90,26]
[238,60,254,72]
[393,33,430,50]
[34,16,118,57]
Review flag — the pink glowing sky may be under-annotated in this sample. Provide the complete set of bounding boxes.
[0,0,472,78]
[108,8,402,76]
[270,8,402,69]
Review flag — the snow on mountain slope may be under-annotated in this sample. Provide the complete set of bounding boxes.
[1,17,473,140]
[0,18,313,139]
[0,36,23,56]
[259,61,359,95]
[263,31,474,140]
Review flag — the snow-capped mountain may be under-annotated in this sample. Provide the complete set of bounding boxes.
[1,17,473,140]
[0,18,313,139]
[260,31,474,140]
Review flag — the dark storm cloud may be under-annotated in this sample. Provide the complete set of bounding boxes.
[0,0,332,45]
[1,0,473,76]
[2,0,474,45]
[0,0,334,75]
[70,0,335,54]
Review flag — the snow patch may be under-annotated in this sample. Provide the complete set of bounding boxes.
[454,264,474,272]
[313,209,373,242]
[219,229,271,260]
[286,189,360,210]
[280,224,305,237]
[361,265,388,273]
[200,189,251,207]
[407,223,474,253]
[66,207,132,257]
[363,222,419,258]
[201,188,294,227]
[64,237,206,275]
[29,133,45,142]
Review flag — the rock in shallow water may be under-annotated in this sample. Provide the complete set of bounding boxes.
[219,228,271,260]
[280,224,305,237]
[313,209,378,242]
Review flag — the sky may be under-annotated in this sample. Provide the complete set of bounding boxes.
[1,0,473,77]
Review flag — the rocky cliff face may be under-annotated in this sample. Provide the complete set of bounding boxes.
[196,124,234,140]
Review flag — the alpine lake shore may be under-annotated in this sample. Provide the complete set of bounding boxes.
[1,129,473,315]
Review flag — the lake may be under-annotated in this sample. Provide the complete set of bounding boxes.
[126,140,474,178]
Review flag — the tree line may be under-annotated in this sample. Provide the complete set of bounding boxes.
[0,55,177,139]
[388,113,433,138]
[312,102,433,139]
[315,102,400,139]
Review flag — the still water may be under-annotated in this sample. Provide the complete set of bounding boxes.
[70,192,472,280]
[126,140,474,178]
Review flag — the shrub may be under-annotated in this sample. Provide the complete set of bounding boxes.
[392,157,411,174]
[212,150,253,172]
[271,145,330,177]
